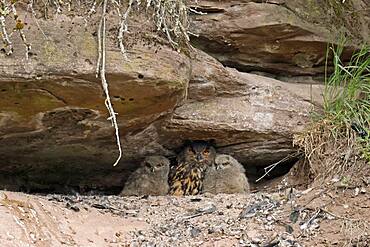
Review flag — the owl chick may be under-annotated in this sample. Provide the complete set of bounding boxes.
[203,154,250,194]
[120,156,170,196]
[168,141,216,196]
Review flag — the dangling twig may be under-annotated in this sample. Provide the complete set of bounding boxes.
[0,15,13,55]
[97,0,122,166]
[118,0,133,59]
[255,152,301,183]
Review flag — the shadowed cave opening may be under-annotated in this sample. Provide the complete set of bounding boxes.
[246,156,300,191]
[0,153,300,195]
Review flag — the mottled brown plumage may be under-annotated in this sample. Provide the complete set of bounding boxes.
[169,141,216,196]
[203,154,250,194]
[120,156,170,196]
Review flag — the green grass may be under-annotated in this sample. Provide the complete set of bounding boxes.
[323,42,370,162]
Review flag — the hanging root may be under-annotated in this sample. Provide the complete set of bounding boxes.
[15,20,31,59]
[93,0,191,165]
[150,0,190,50]
[0,0,31,57]
[0,15,13,55]
[114,0,190,59]
[1,0,193,167]
[117,0,133,59]
[96,0,122,167]
[0,0,13,56]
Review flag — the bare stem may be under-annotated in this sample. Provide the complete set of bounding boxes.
[0,16,13,56]
[97,0,123,166]
[118,0,133,59]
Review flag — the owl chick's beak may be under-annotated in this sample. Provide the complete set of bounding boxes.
[196,154,203,161]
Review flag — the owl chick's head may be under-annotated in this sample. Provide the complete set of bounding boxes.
[215,154,245,173]
[143,156,170,173]
[214,154,232,170]
[178,140,216,166]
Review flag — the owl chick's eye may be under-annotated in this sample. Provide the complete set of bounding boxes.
[203,149,210,155]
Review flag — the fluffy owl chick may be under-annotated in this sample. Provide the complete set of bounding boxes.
[169,141,216,196]
[203,154,250,194]
[120,156,170,196]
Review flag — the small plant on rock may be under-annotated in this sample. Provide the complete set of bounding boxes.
[294,42,370,184]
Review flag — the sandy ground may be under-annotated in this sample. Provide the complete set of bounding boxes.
[0,184,369,247]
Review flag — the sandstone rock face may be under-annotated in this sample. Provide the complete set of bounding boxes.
[0,11,190,191]
[0,1,364,191]
[162,69,321,167]
[188,0,369,84]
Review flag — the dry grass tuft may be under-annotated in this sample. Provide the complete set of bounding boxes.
[294,118,367,184]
